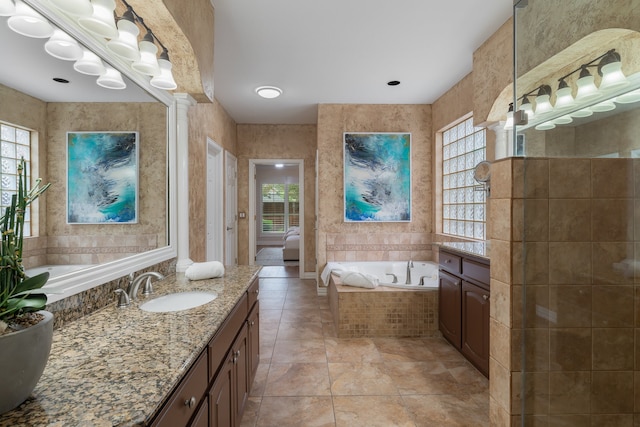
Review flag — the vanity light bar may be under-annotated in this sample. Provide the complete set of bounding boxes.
[506,49,636,131]
[3,0,177,91]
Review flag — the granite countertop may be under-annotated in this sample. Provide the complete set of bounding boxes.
[0,265,261,427]
[434,241,490,260]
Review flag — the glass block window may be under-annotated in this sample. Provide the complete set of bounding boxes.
[442,117,486,240]
[1,123,32,236]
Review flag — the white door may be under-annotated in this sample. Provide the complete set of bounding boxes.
[225,152,238,265]
[206,139,223,261]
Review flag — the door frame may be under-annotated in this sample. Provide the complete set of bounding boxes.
[225,151,238,265]
[248,158,304,278]
[206,138,224,262]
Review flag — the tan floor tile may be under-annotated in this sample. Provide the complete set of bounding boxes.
[256,396,335,427]
[261,309,283,323]
[373,337,436,362]
[386,361,475,395]
[239,396,261,427]
[320,309,334,323]
[280,309,322,323]
[264,363,331,396]
[325,337,384,363]
[322,322,337,338]
[277,321,325,340]
[402,393,489,427]
[283,299,323,310]
[250,363,270,397]
[333,395,416,427]
[272,338,327,363]
[259,281,290,291]
[328,362,398,395]
[259,296,286,309]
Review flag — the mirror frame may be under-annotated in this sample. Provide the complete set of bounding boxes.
[24,0,177,303]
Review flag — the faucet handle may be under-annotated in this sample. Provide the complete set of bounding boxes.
[114,289,130,308]
[385,273,398,283]
[419,276,428,286]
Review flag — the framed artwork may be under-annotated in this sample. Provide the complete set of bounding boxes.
[344,132,411,222]
[67,131,139,224]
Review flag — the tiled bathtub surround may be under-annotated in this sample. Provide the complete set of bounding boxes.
[328,276,439,338]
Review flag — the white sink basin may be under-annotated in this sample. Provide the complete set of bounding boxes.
[139,291,218,313]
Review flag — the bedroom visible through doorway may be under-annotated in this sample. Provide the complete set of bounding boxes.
[250,161,303,271]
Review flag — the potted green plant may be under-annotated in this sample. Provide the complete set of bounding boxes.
[0,158,52,414]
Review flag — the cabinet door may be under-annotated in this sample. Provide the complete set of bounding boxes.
[209,352,234,427]
[248,301,260,387]
[461,281,490,377]
[233,323,250,426]
[439,270,462,349]
[190,399,208,427]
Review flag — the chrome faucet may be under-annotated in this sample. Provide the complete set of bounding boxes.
[406,260,413,285]
[127,271,165,300]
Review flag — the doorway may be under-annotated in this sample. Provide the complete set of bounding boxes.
[225,152,238,265]
[249,159,304,277]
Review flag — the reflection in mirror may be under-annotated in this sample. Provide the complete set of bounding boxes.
[512,1,640,158]
[0,10,170,301]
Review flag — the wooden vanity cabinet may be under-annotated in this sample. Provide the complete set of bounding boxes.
[439,249,490,377]
[151,276,260,427]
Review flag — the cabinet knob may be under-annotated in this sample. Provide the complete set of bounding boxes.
[482,294,489,301]
[250,320,255,326]
[254,289,259,294]
[185,396,196,408]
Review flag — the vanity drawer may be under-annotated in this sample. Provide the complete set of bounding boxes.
[247,277,259,310]
[209,293,248,381]
[462,258,490,287]
[152,350,208,427]
[439,251,462,274]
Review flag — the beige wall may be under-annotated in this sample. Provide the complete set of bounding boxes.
[316,104,433,271]
[236,124,317,273]
[188,99,238,262]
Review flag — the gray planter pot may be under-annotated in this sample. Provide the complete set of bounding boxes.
[0,310,54,415]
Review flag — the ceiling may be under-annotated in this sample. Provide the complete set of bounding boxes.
[211,0,513,125]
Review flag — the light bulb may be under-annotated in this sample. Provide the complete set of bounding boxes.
[45,28,83,61]
[575,67,599,102]
[74,48,105,75]
[96,66,126,90]
[77,0,117,39]
[106,10,140,61]
[7,0,53,38]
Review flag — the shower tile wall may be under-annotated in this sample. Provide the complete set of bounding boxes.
[488,157,639,424]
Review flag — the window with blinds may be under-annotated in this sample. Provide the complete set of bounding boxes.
[441,117,486,240]
[261,183,299,233]
[1,123,33,236]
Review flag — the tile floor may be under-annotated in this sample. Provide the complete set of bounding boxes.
[239,266,489,427]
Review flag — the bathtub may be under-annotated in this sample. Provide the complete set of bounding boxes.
[25,264,94,283]
[322,261,438,290]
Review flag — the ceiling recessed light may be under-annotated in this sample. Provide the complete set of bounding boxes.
[256,86,282,99]
[275,163,284,168]
[53,77,70,84]
[387,80,400,86]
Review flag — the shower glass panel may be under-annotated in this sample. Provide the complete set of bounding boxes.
[514,0,640,423]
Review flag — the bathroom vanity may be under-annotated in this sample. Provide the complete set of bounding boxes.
[0,265,261,427]
[438,244,490,377]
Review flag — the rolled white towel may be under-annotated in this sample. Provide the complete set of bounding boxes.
[340,271,378,289]
[185,261,225,281]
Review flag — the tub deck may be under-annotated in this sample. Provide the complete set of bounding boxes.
[328,274,440,338]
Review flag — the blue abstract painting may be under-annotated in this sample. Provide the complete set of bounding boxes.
[344,132,411,222]
[67,132,138,224]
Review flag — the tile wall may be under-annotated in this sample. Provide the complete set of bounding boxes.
[489,157,640,425]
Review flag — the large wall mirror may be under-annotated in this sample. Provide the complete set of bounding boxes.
[0,0,177,303]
